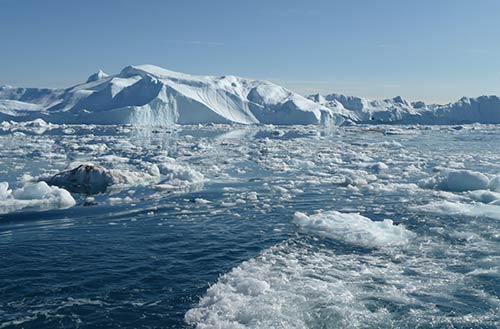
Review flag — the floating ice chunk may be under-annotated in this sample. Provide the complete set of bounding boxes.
[158,162,204,184]
[488,176,500,192]
[468,190,500,204]
[423,169,490,192]
[293,211,414,248]
[0,182,11,199]
[1,118,55,134]
[412,201,500,221]
[370,162,388,173]
[23,118,50,128]
[44,163,160,194]
[194,198,210,204]
[441,170,490,192]
[97,155,130,163]
[0,181,75,214]
[13,181,55,200]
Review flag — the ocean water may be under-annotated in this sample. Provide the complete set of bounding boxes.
[1,124,499,328]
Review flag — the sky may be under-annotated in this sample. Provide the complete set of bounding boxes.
[1,0,499,103]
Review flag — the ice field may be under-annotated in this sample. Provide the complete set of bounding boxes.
[1,122,500,328]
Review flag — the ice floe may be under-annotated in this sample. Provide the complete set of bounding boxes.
[293,211,414,248]
[0,181,75,214]
[421,168,491,192]
[413,201,500,221]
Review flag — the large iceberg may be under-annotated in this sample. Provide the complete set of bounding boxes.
[2,66,500,126]
[309,93,500,125]
[0,65,340,126]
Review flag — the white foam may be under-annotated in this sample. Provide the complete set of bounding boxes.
[292,211,414,248]
[186,240,500,329]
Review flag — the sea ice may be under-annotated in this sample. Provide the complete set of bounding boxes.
[293,211,414,248]
[0,181,75,214]
[423,169,490,192]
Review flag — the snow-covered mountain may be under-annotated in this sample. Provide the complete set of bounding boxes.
[0,65,341,126]
[309,93,500,125]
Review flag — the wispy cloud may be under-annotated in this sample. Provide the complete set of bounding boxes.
[164,39,224,46]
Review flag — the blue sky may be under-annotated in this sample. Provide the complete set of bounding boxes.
[1,0,499,103]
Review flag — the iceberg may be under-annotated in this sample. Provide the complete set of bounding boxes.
[2,67,500,126]
[0,65,340,126]
[309,93,500,125]
[43,163,160,194]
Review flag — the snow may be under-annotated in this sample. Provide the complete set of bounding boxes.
[0,181,75,214]
[293,211,414,248]
[86,69,109,83]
